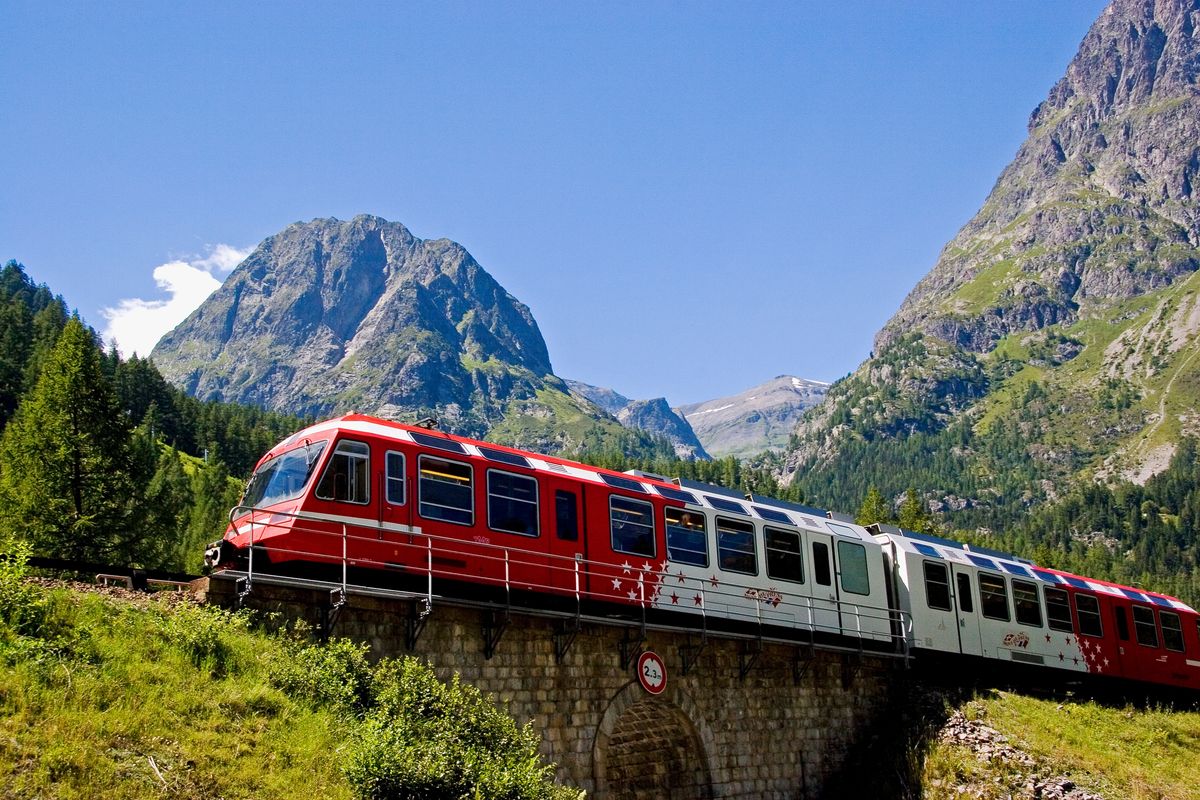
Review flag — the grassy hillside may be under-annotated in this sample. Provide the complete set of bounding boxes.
[0,584,348,798]
[923,691,1200,800]
[0,558,578,800]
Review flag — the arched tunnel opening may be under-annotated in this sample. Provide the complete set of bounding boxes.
[600,697,713,800]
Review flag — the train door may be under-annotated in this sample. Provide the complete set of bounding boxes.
[376,446,424,572]
[1108,597,1133,678]
[806,530,841,636]
[950,565,984,657]
[542,477,586,596]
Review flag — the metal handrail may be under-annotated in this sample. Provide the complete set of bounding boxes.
[219,504,913,653]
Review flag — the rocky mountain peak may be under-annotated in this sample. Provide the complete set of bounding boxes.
[1036,0,1198,123]
[152,216,555,432]
[877,0,1200,355]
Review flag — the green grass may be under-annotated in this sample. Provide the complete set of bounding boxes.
[0,569,581,800]
[946,258,1024,315]
[0,589,350,799]
[923,692,1200,800]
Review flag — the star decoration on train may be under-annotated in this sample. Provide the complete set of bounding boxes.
[627,589,638,601]
[621,562,632,574]
[1058,653,1064,661]
[611,577,622,590]
[1044,634,1052,643]
[676,570,687,584]
[642,562,654,573]
[670,592,679,604]
[709,575,719,588]
[660,560,670,572]
[693,594,703,606]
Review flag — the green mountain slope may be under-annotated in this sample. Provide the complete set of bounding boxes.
[786,0,1200,518]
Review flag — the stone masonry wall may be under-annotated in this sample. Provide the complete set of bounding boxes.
[199,575,898,799]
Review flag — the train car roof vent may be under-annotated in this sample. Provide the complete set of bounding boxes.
[746,493,827,518]
[624,469,673,483]
[826,510,855,523]
[678,477,745,500]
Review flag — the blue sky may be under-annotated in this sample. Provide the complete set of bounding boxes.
[2,1,1106,404]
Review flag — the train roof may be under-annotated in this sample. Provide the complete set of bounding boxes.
[875,525,1195,614]
[269,414,874,541]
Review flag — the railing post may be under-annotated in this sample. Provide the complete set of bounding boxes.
[425,537,433,604]
[573,554,581,604]
[341,523,348,595]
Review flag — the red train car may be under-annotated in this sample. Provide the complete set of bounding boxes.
[208,414,899,647]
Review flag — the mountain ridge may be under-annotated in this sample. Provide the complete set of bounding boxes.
[151,215,661,456]
[785,0,1200,515]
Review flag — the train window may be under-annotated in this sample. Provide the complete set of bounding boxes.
[666,508,708,567]
[1075,593,1103,637]
[716,517,757,575]
[1115,606,1130,641]
[1132,605,1159,648]
[923,561,951,611]
[315,440,370,504]
[243,440,327,508]
[1012,580,1043,628]
[418,456,473,525]
[1160,610,1185,653]
[385,451,406,505]
[837,541,870,595]
[610,496,655,558]
[765,527,804,584]
[487,470,539,537]
[555,491,578,541]
[1044,587,1074,632]
[813,542,832,586]
[979,574,1010,621]
[955,573,974,613]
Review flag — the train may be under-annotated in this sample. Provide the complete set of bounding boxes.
[206,413,1200,692]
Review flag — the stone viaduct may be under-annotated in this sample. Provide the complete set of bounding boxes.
[200,573,903,799]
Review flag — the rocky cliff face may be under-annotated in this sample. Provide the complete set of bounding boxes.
[879,0,1200,354]
[563,380,631,415]
[680,376,829,459]
[616,398,710,460]
[787,0,1200,508]
[153,216,564,437]
[563,380,709,459]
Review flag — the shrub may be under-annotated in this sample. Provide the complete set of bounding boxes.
[271,637,374,716]
[0,539,47,636]
[342,657,581,800]
[159,602,251,676]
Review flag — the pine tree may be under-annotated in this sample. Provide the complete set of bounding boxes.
[181,454,241,572]
[898,487,933,533]
[856,486,892,527]
[140,446,193,570]
[0,317,137,561]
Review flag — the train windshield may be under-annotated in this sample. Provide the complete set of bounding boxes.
[241,440,328,509]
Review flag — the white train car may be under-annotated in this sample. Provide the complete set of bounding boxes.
[874,525,1089,671]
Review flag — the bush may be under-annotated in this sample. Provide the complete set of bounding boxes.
[159,602,251,676]
[0,539,47,636]
[342,657,581,800]
[271,637,374,716]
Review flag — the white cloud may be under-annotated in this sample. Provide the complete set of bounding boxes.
[101,243,252,358]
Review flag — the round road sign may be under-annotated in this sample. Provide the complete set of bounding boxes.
[636,650,667,695]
